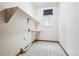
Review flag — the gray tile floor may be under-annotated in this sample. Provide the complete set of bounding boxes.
[20,41,66,56]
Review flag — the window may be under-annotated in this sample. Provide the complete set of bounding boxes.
[43,9,53,26]
[43,9,53,15]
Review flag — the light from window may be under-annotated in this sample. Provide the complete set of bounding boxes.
[43,15,53,26]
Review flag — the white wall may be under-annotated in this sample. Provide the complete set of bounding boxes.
[36,7,59,41]
[0,8,37,56]
[59,2,79,56]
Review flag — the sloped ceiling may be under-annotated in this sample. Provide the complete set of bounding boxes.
[1,7,18,23]
[0,6,39,23]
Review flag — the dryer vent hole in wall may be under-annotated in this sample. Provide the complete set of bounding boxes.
[23,38,26,40]
[28,29,30,32]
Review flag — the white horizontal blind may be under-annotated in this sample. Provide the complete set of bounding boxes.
[43,15,53,26]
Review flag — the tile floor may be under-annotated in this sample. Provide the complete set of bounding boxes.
[20,41,66,56]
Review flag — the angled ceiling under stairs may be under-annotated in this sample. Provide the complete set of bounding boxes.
[0,7,38,24]
[1,7,18,23]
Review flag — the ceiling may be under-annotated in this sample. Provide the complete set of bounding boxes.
[32,2,59,8]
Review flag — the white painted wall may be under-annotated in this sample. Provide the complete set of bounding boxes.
[36,7,59,41]
[0,8,37,56]
[59,2,79,56]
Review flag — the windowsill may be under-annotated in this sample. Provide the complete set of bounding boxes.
[44,26,52,27]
